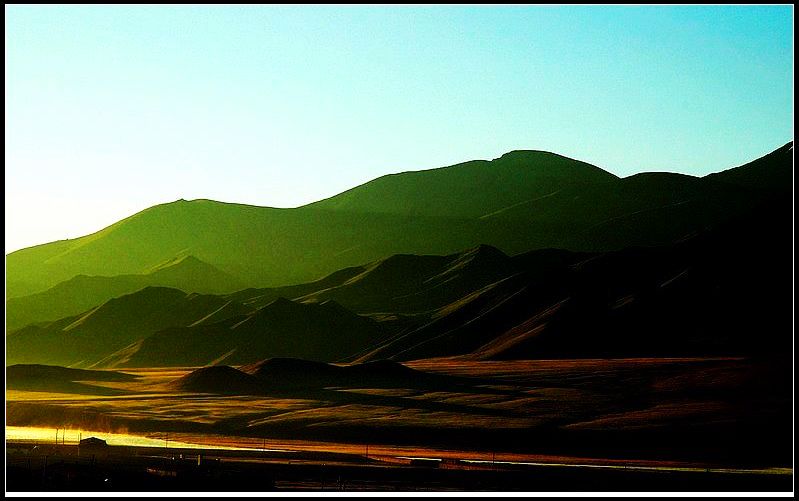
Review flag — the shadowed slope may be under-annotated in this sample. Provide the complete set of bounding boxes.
[8,144,787,297]
[173,357,453,393]
[294,244,517,314]
[169,365,264,395]
[475,169,762,252]
[7,245,521,369]
[109,298,385,368]
[7,182,790,369]
[5,143,791,367]
[705,141,793,194]
[166,358,440,396]
[7,364,137,382]
[6,255,243,331]
[359,191,792,361]
[6,287,254,368]
[241,357,424,388]
[8,188,791,368]
[6,364,137,395]
[241,357,343,380]
[223,264,367,310]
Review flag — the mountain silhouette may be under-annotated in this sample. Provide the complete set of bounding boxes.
[234,244,517,314]
[169,365,264,394]
[6,287,253,367]
[170,358,434,396]
[104,298,385,368]
[4,142,792,367]
[705,141,793,194]
[357,191,792,361]
[304,150,618,218]
[6,255,242,331]
[7,143,790,299]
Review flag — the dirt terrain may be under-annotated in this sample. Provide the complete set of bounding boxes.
[6,356,792,475]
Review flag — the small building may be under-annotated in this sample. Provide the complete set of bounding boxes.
[79,437,109,458]
[79,437,108,447]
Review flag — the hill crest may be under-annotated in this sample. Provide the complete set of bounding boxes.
[6,143,791,298]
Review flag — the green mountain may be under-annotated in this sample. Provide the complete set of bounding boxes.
[225,244,516,315]
[8,144,789,299]
[3,244,544,368]
[295,244,517,314]
[102,298,385,368]
[357,192,792,362]
[303,150,619,217]
[6,255,243,331]
[5,194,791,368]
[6,287,254,367]
[8,185,790,369]
[5,245,526,368]
[4,142,791,368]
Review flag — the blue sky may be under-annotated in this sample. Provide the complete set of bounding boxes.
[5,5,794,252]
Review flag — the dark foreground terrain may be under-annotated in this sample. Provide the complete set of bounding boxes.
[5,441,791,492]
[6,356,793,492]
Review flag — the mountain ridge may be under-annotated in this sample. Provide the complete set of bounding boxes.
[5,188,791,368]
[6,254,242,331]
[6,142,792,300]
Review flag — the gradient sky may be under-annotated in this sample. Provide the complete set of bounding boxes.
[5,5,794,253]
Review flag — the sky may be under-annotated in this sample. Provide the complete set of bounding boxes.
[5,5,794,253]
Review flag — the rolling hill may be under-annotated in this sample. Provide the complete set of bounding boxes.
[226,244,517,314]
[6,287,255,367]
[7,143,790,299]
[6,255,243,331]
[705,141,793,194]
[106,298,387,368]
[170,358,445,395]
[356,192,792,361]
[4,141,792,368]
[7,183,790,368]
[303,150,619,218]
[169,365,265,395]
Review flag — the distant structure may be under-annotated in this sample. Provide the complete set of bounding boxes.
[79,436,109,457]
[79,437,108,447]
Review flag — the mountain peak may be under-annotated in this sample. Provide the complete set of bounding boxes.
[496,149,559,160]
[144,254,243,293]
[460,244,508,260]
[492,149,617,181]
[264,296,298,309]
[241,357,341,379]
[7,142,790,300]
[171,365,262,394]
[148,254,204,273]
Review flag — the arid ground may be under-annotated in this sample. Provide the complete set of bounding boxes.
[6,356,792,492]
